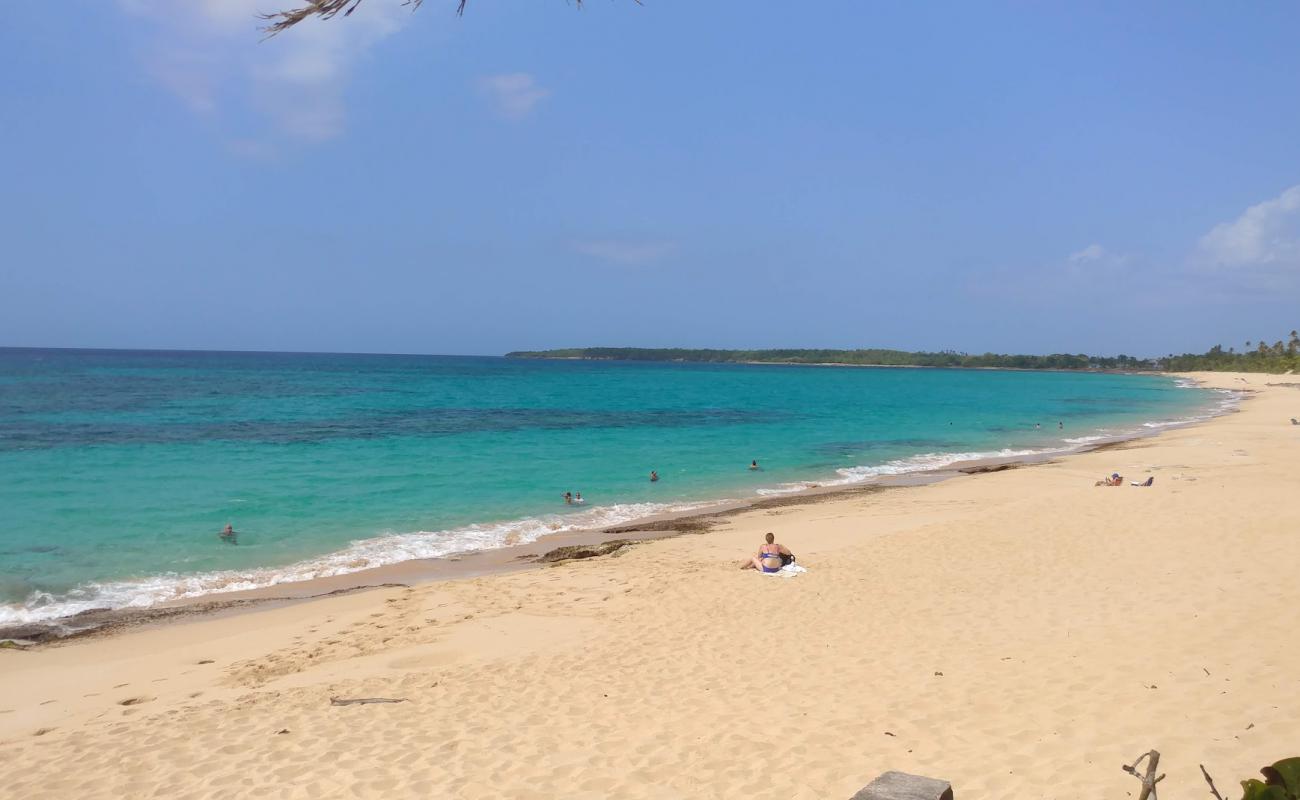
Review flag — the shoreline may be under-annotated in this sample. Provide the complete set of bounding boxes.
[3,371,1296,799]
[0,377,1240,644]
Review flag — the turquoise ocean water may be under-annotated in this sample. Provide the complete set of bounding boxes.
[0,349,1228,626]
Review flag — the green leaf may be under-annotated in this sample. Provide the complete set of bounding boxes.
[1241,779,1290,800]
[1262,758,1300,796]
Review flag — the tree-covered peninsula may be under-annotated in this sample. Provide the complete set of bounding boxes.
[507,331,1300,373]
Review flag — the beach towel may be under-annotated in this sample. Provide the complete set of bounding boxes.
[760,563,807,578]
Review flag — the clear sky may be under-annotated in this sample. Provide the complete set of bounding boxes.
[3,1,1299,357]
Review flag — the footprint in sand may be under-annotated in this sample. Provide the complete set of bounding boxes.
[33,727,55,736]
[118,696,153,706]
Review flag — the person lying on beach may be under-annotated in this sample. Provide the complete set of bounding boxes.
[1094,473,1123,486]
[741,532,793,573]
[219,523,238,544]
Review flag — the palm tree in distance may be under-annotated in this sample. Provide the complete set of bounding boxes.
[261,0,632,36]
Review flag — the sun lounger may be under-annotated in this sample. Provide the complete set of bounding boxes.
[1130,476,1154,487]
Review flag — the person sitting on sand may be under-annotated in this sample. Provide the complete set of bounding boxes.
[741,532,793,573]
[1094,473,1123,486]
[219,523,238,544]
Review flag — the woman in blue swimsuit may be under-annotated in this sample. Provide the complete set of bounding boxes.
[743,532,792,572]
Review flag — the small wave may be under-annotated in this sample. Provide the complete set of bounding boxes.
[755,447,1061,496]
[0,499,715,627]
[755,482,817,496]
[1144,386,1242,427]
[1063,434,1109,444]
[829,448,1054,484]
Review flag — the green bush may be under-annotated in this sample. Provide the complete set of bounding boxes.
[1241,758,1300,800]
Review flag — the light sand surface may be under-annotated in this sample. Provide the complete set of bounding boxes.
[2,371,1298,799]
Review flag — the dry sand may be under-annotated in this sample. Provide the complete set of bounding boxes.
[2,371,1298,799]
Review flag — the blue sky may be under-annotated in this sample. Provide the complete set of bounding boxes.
[2,1,1299,357]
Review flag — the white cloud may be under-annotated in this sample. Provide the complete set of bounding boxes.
[1068,243,1107,263]
[1063,243,1129,281]
[573,240,674,265]
[1198,184,1300,268]
[477,73,550,120]
[119,0,407,144]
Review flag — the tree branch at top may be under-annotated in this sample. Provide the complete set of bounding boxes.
[260,0,634,37]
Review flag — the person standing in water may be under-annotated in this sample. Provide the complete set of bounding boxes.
[219,523,238,544]
[563,491,573,505]
[749,460,759,470]
[574,492,585,505]
[649,470,659,482]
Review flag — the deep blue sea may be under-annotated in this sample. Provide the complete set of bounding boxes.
[0,349,1227,625]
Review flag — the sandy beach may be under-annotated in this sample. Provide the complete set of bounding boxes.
[2,371,1297,798]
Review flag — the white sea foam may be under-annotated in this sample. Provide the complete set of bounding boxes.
[1144,386,1241,427]
[0,499,716,627]
[756,447,1063,496]
[1063,434,1109,444]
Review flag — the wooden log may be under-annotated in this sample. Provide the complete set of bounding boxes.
[851,771,954,800]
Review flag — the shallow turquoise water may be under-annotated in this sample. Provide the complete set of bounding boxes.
[0,349,1221,624]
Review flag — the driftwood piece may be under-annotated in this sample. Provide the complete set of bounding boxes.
[851,771,953,800]
[1122,750,1166,800]
[1199,764,1228,800]
[329,697,407,706]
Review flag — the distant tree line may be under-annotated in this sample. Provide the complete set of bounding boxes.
[507,330,1300,373]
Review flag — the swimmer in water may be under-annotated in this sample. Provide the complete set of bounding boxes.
[649,470,659,482]
[219,523,238,544]
[749,460,759,470]
[574,492,585,505]
[563,491,573,505]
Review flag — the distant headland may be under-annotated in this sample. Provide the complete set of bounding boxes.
[507,335,1300,374]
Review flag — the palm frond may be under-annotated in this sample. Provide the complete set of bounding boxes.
[260,0,612,37]
[261,0,428,37]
